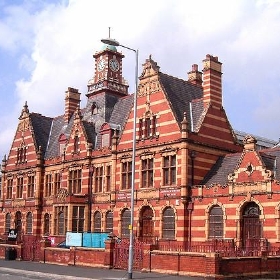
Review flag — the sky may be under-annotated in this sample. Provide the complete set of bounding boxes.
[1,0,280,160]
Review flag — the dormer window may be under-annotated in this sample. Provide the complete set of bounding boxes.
[58,134,67,155]
[100,123,115,147]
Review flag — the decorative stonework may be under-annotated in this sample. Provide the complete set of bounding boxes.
[138,79,161,97]
[232,182,270,195]
[18,119,30,132]
[159,146,178,156]
[57,188,69,202]
[93,194,110,203]
[13,199,25,208]
[245,163,254,176]
[137,189,159,200]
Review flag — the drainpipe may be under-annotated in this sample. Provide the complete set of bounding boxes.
[188,151,196,250]
[187,201,193,250]
[190,151,196,186]
[88,166,93,232]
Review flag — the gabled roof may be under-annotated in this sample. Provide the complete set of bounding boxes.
[45,115,71,159]
[30,113,53,154]
[202,146,280,187]
[42,92,133,159]
[109,95,133,128]
[159,72,203,129]
[83,121,96,146]
[201,153,241,186]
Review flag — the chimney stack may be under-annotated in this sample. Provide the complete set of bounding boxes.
[188,64,202,86]
[64,87,81,122]
[202,54,222,108]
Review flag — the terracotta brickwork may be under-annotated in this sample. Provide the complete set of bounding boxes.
[1,41,279,278]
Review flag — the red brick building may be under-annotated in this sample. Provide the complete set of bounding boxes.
[0,42,279,254]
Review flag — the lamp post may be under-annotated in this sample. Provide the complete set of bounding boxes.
[101,37,138,279]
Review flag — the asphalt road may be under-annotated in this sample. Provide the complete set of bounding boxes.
[0,259,206,280]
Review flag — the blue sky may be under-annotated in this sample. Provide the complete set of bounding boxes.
[1,0,280,159]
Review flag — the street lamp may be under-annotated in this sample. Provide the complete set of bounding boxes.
[101,37,138,279]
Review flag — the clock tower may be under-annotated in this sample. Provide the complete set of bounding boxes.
[87,44,129,98]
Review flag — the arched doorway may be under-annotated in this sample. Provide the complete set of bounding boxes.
[241,202,262,250]
[139,206,154,243]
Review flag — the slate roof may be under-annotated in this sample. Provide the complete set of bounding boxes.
[109,95,133,127]
[260,148,280,180]
[30,113,53,154]
[159,73,203,129]
[40,91,133,159]
[24,59,278,163]
[234,130,278,149]
[201,147,280,187]
[83,121,96,146]
[45,115,71,159]
[201,153,241,186]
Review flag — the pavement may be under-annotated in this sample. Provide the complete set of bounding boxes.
[0,259,278,280]
[0,259,207,280]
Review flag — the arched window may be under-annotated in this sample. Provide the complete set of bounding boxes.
[121,209,131,238]
[91,102,98,115]
[209,205,223,239]
[26,212,32,234]
[162,207,175,239]
[55,207,67,235]
[44,213,50,236]
[94,212,101,232]
[5,213,11,234]
[105,211,113,233]
[74,135,79,153]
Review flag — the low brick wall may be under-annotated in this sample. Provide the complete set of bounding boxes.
[220,256,280,278]
[1,240,280,279]
[43,246,106,267]
[148,250,218,277]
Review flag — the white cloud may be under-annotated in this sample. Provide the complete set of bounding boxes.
[1,0,280,158]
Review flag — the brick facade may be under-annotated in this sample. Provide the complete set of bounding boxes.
[0,42,279,277]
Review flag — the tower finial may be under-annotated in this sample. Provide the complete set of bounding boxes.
[108,27,111,38]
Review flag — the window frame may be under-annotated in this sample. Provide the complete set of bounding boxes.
[93,211,102,232]
[141,158,154,188]
[44,213,50,236]
[16,177,23,198]
[72,206,85,233]
[95,166,104,193]
[5,213,11,234]
[54,207,68,235]
[69,169,82,194]
[45,173,52,197]
[208,205,224,239]
[27,175,35,198]
[121,161,132,190]
[163,154,176,186]
[162,207,175,239]
[121,209,131,238]
[26,212,32,234]
[105,211,113,233]
[7,178,13,199]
